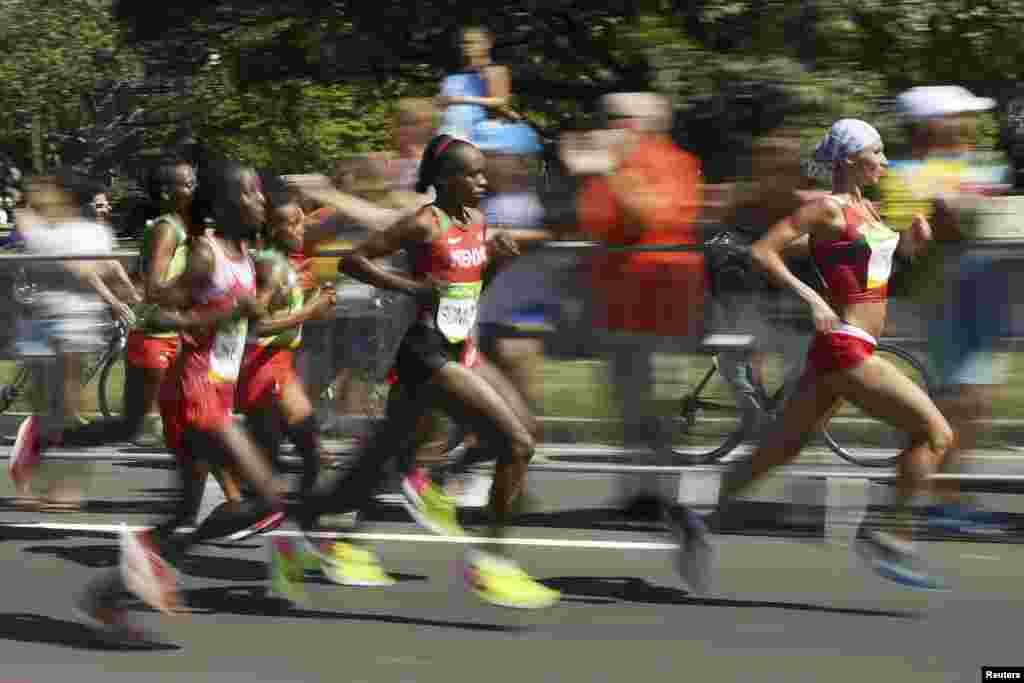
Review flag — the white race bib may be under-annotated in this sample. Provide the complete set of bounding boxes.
[210,317,248,382]
[436,282,482,343]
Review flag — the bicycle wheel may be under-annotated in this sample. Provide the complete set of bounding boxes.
[821,342,933,468]
[97,349,124,419]
[661,357,748,465]
[0,364,33,413]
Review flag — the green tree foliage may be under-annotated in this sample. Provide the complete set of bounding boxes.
[2,0,1019,184]
[0,0,140,168]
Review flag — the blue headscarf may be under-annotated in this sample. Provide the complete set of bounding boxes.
[813,119,885,164]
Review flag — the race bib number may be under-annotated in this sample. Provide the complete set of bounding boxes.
[436,281,482,343]
[210,316,247,382]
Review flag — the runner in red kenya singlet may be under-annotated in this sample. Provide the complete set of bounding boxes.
[273,135,559,609]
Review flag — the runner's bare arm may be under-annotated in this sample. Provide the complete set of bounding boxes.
[149,240,263,330]
[896,213,933,258]
[252,289,336,335]
[285,174,412,234]
[751,198,840,329]
[251,259,335,335]
[341,209,434,298]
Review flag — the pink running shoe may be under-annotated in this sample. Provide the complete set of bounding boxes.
[9,415,42,500]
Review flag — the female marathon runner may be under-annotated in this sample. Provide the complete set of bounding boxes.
[238,191,337,498]
[75,161,288,637]
[675,119,957,593]
[12,158,272,536]
[273,134,559,609]
[125,157,196,442]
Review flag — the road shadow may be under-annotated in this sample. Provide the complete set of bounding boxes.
[180,584,530,633]
[0,526,78,542]
[353,505,669,535]
[0,497,173,516]
[0,612,179,652]
[113,459,177,471]
[23,543,120,569]
[542,576,920,619]
[21,541,426,585]
[23,544,267,581]
[303,571,427,587]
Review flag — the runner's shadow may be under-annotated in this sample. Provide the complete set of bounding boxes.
[24,544,120,569]
[113,459,177,471]
[0,613,178,652]
[542,577,920,619]
[180,585,530,633]
[22,544,269,581]
[304,571,427,586]
[0,496,176,516]
[0,527,77,542]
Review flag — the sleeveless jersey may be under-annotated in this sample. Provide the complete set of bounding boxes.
[811,196,900,306]
[438,70,487,142]
[178,236,256,385]
[248,246,309,349]
[137,214,189,337]
[412,206,488,343]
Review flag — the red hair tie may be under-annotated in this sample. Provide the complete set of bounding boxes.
[435,137,455,159]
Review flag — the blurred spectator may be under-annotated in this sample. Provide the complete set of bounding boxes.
[882,85,1011,504]
[578,92,705,449]
[390,98,439,200]
[476,121,551,411]
[298,156,415,437]
[12,169,140,507]
[437,25,522,144]
[86,191,112,226]
[710,124,828,432]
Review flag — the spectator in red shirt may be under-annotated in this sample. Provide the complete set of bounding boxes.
[578,92,706,449]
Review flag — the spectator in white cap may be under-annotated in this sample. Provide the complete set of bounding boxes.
[880,85,1012,533]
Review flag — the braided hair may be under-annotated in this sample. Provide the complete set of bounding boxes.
[190,160,254,240]
[146,156,193,203]
[415,134,478,194]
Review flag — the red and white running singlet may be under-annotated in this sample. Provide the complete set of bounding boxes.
[811,196,900,306]
[179,236,256,385]
[806,196,897,372]
[411,205,488,344]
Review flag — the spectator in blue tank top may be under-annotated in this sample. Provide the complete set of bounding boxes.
[437,26,523,144]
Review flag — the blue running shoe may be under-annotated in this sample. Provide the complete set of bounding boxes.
[855,531,950,592]
[925,503,1010,537]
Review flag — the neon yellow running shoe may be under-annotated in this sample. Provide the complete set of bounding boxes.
[401,468,465,537]
[316,541,396,587]
[268,537,308,605]
[462,550,560,609]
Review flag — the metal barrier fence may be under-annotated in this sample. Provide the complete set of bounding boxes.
[2,237,1024,349]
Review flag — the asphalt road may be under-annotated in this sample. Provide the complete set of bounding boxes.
[0,452,1022,682]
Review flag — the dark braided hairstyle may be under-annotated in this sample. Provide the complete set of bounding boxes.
[146,156,193,203]
[190,159,255,241]
[415,134,478,194]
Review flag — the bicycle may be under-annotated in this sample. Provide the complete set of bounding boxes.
[659,334,933,468]
[0,265,129,419]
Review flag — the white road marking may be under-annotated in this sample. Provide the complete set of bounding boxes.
[3,521,680,551]
[960,553,1001,561]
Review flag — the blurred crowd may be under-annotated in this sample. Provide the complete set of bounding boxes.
[4,21,1024,619]
[1,23,1021,461]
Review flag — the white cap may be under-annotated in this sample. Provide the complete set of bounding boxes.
[600,92,673,133]
[896,86,995,120]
